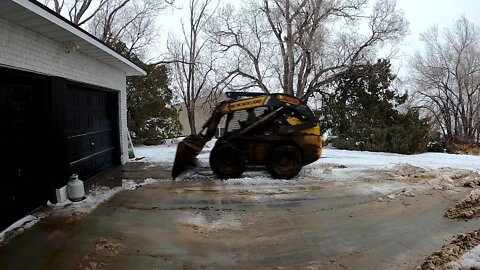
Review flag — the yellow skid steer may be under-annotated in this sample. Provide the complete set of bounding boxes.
[172,92,322,179]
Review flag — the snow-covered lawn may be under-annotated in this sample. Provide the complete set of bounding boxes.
[134,144,178,163]
[133,137,215,165]
[321,149,480,171]
[135,141,480,172]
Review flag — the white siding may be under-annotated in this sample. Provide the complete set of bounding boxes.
[0,17,129,164]
[118,80,128,163]
[176,94,226,136]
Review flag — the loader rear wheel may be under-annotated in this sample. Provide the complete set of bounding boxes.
[267,145,302,179]
[210,142,246,179]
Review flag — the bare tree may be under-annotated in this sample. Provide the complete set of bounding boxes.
[162,0,218,135]
[40,0,170,56]
[412,16,480,145]
[210,0,407,101]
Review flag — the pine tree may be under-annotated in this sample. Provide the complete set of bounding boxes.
[320,59,430,154]
[111,42,181,145]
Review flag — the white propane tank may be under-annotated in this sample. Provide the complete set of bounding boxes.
[67,174,86,202]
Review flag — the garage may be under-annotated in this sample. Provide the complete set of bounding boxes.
[0,0,145,230]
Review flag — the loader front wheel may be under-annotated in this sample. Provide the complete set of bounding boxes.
[267,145,302,179]
[210,142,246,179]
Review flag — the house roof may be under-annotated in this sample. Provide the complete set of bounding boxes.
[0,0,146,76]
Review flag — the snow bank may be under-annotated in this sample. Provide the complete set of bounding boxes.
[445,189,480,219]
[447,245,480,269]
[420,230,480,269]
[0,215,38,243]
[49,178,161,215]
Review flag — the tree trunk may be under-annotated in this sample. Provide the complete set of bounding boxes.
[187,105,197,135]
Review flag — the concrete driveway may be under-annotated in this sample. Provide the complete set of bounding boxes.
[0,163,478,270]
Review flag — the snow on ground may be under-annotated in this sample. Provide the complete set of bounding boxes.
[134,144,178,164]
[176,212,243,232]
[0,215,38,243]
[447,245,480,269]
[319,149,480,172]
[48,178,161,214]
[135,141,480,172]
[0,178,161,245]
[133,138,215,165]
[134,140,480,190]
[134,141,480,198]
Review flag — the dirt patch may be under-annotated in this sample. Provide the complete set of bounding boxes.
[75,237,122,270]
[94,237,121,255]
[385,164,480,190]
[452,171,480,188]
[452,144,480,156]
[418,229,480,270]
[428,175,456,190]
[392,163,429,178]
[59,211,89,223]
[445,189,480,219]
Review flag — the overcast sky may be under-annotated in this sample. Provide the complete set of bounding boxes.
[391,0,480,76]
[399,0,480,35]
[153,0,480,76]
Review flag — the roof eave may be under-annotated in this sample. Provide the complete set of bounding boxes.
[12,0,146,76]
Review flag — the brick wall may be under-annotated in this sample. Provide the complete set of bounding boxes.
[0,17,129,164]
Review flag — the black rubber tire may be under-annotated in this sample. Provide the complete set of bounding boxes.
[266,145,303,179]
[210,141,246,179]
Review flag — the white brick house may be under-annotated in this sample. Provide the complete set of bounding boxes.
[0,0,145,229]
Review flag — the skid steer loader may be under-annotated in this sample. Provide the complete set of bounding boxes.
[172,92,322,179]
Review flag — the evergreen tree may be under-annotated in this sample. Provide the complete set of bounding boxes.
[320,59,430,154]
[111,42,181,145]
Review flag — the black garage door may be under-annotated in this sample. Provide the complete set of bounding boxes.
[0,70,50,230]
[63,82,120,181]
[0,70,121,230]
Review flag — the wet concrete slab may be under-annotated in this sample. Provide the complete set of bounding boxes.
[0,163,479,269]
[83,162,171,190]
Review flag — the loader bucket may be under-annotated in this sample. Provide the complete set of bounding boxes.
[171,135,206,178]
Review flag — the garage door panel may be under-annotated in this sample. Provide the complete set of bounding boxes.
[0,70,49,230]
[64,82,119,181]
[69,148,116,179]
[0,121,6,143]
[0,87,5,104]
[12,119,25,142]
[67,130,115,162]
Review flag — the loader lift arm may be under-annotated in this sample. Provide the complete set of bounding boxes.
[202,94,317,139]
